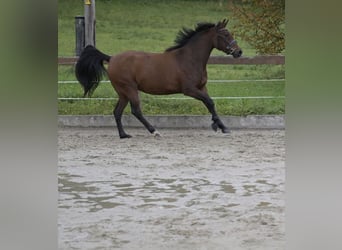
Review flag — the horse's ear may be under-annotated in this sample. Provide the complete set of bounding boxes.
[222,19,229,27]
[216,19,229,29]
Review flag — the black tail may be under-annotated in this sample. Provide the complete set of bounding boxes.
[75,45,111,97]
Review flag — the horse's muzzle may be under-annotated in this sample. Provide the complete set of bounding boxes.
[225,40,242,58]
[232,49,242,58]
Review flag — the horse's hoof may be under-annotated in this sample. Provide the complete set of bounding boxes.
[222,128,231,134]
[152,130,162,138]
[211,122,218,132]
[120,134,132,139]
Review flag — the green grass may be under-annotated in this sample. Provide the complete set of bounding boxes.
[58,0,285,115]
[58,77,284,116]
[58,0,258,56]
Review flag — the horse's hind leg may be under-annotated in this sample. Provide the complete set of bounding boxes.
[113,96,131,139]
[128,92,160,136]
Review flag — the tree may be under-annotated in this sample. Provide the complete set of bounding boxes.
[229,0,285,54]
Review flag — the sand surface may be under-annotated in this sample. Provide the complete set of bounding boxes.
[58,127,285,249]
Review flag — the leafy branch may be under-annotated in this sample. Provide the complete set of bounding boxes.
[229,0,285,54]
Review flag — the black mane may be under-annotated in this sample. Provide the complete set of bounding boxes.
[165,22,215,52]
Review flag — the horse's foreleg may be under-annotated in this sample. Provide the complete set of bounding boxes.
[184,88,230,133]
[203,98,230,133]
[113,97,131,139]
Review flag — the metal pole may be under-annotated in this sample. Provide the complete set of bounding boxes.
[75,16,85,56]
[84,0,96,47]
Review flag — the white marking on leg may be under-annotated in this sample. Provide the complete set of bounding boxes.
[152,130,162,138]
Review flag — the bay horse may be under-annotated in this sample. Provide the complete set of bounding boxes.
[75,19,242,138]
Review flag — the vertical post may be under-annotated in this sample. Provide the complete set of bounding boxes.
[75,16,85,56]
[84,0,96,47]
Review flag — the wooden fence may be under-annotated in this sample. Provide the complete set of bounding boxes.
[58,55,285,102]
[58,55,284,65]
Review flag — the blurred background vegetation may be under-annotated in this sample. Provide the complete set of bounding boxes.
[58,0,285,115]
[229,0,285,54]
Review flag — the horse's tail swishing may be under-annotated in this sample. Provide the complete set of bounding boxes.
[75,45,111,97]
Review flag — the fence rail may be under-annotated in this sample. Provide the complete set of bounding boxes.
[59,96,285,101]
[58,79,285,84]
[58,79,285,101]
[58,55,285,101]
[58,55,284,65]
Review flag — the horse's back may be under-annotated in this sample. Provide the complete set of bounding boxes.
[107,51,147,80]
[107,51,182,94]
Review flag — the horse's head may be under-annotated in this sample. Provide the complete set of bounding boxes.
[213,19,242,58]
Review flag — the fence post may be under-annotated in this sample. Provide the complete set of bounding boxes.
[84,0,96,47]
[75,16,85,56]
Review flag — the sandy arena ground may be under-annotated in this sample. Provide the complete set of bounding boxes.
[58,127,285,250]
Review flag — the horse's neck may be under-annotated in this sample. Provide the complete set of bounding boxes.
[178,36,213,69]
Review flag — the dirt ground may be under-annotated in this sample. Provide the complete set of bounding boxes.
[58,127,285,250]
